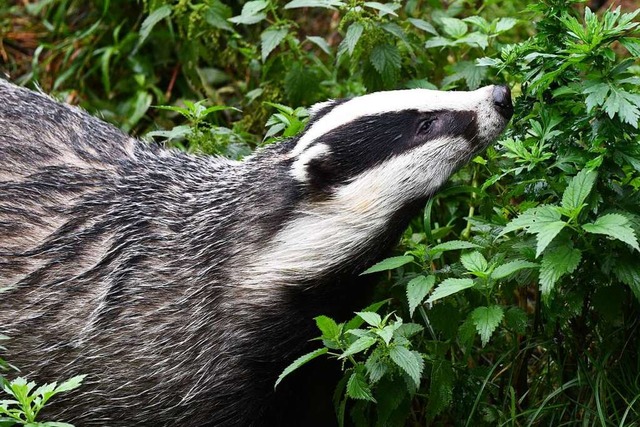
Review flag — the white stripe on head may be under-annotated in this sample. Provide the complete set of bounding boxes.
[291,86,496,158]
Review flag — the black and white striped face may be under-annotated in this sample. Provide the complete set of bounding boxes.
[289,85,512,203]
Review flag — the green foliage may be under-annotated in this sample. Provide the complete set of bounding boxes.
[0,375,85,427]
[3,0,640,425]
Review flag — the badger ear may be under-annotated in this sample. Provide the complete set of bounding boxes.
[290,143,332,183]
[308,100,335,119]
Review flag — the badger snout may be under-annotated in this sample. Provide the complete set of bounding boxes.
[492,85,513,120]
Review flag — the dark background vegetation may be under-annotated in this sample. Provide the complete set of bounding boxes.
[1,0,640,425]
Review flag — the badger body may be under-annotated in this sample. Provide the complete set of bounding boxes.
[0,79,512,426]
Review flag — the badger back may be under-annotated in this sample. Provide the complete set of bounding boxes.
[0,79,512,426]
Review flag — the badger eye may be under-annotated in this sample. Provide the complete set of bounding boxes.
[417,117,436,135]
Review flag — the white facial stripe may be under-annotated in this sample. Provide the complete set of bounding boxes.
[246,137,463,284]
[292,86,496,158]
[290,143,330,181]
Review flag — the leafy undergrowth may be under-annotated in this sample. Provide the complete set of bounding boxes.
[2,0,640,425]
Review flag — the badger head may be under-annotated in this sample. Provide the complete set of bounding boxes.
[289,85,512,205]
[247,85,512,283]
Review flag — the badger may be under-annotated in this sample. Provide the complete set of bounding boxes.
[0,78,512,426]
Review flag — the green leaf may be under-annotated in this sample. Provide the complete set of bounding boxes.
[389,346,424,388]
[344,300,389,331]
[341,336,377,358]
[204,1,233,31]
[504,307,528,334]
[369,43,401,82]
[491,260,539,280]
[425,359,453,419]
[53,375,86,394]
[582,213,640,251]
[620,37,640,57]
[338,22,364,57]
[275,348,328,388]
[583,82,610,112]
[460,251,488,274]
[501,205,566,257]
[494,17,517,33]
[261,28,288,62]
[360,256,413,275]
[440,17,468,39]
[603,85,640,128]
[471,305,504,346]
[306,36,331,55]
[284,0,345,8]
[315,315,340,340]
[365,350,388,383]
[408,18,438,35]
[561,169,597,212]
[228,1,268,25]
[284,63,319,106]
[613,255,640,301]
[356,311,382,328]
[137,5,172,51]
[363,2,400,16]
[347,370,376,402]
[430,240,480,254]
[427,278,475,304]
[406,275,435,317]
[539,246,582,297]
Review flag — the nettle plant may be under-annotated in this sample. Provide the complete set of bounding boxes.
[279,2,640,425]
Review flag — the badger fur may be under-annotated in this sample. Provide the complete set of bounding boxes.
[0,78,512,426]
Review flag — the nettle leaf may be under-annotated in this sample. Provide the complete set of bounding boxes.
[306,36,331,55]
[471,305,504,346]
[347,369,376,402]
[406,275,436,317]
[365,350,388,383]
[315,315,340,340]
[494,17,517,33]
[137,5,172,50]
[582,213,640,251]
[502,205,566,257]
[389,346,424,389]
[275,348,328,388]
[457,32,489,50]
[464,16,490,32]
[439,17,468,39]
[204,2,233,31]
[430,240,480,254]
[408,18,438,35]
[460,251,488,274]
[341,336,377,358]
[228,1,268,25]
[427,278,475,304]
[261,28,288,62]
[284,0,345,8]
[369,43,401,81]
[539,246,582,297]
[424,36,453,49]
[356,311,382,328]
[361,255,413,275]
[363,2,400,17]
[561,169,597,212]
[426,359,453,419]
[338,22,364,58]
[504,307,528,334]
[613,255,640,301]
[442,60,487,90]
[492,260,539,280]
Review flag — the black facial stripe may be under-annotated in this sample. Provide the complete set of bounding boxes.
[301,109,478,194]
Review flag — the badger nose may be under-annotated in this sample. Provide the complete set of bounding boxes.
[492,85,513,120]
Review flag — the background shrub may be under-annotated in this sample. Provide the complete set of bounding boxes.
[1,0,640,425]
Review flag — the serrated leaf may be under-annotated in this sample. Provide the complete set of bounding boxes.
[389,346,424,388]
[341,336,377,359]
[539,246,582,297]
[275,348,328,388]
[425,36,453,49]
[137,5,172,50]
[460,251,488,274]
[347,370,376,401]
[494,17,517,33]
[338,22,364,57]
[430,240,480,254]
[426,359,453,418]
[369,43,401,80]
[456,33,489,50]
[501,205,566,257]
[582,213,640,251]
[394,323,424,339]
[464,16,490,32]
[603,85,640,127]
[315,315,340,340]
[306,36,331,55]
[440,17,468,39]
[204,2,233,31]
[284,62,319,105]
[261,28,288,62]
[427,278,475,304]
[583,82,610,112]
[360,255,413,275]
[621,37,640,57]
[356,311,382,328]
[365,350,388,383]
[471,305,504,346]
[561,169,597,212]
[284,0,345,8]
[442,60,487,90]
[504,307,528,334]
[363,1,400,16]
[408,18,438,35]
[492,260,539,280]
[228,1,267,25]
[407,275,435,317]
[613,255,640,301]
[344,300,389,331]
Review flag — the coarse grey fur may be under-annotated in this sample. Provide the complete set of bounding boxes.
[0,78,512,426]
